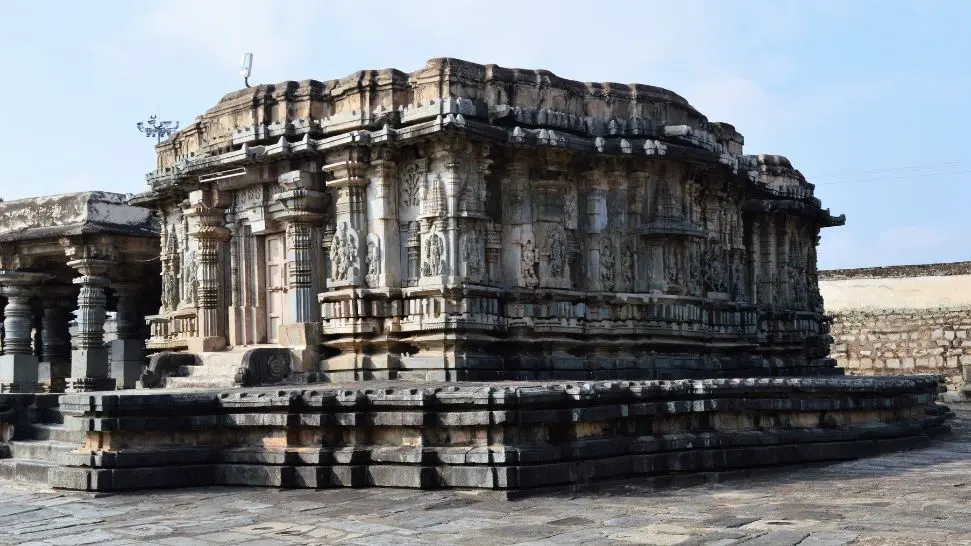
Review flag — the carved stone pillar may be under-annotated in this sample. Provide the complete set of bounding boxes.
[370,150,400,288]
[283,221,316,322]
[66,259,115,392]
[276,169,327,371]
[0,271,49,392]
[324,148,369,289]
[749,218,761,305]
[778,217,791,309]
[185,198,231,353]
[38,287,74,393]
[109,282,144,389]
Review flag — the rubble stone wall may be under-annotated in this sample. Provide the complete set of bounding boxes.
[820,263,971,397]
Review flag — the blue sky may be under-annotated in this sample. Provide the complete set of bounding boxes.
[1,0,968,270]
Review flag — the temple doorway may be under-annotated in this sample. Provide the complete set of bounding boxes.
[264,233,287,344]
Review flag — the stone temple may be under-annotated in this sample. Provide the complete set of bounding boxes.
[133,57,844,385]
[0,58,951,491]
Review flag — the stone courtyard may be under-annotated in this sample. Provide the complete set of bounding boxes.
[0,404,967,545]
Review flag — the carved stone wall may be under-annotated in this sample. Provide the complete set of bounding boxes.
[135,58,843,382]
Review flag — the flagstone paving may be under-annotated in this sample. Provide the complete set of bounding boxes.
[1,405,968,546]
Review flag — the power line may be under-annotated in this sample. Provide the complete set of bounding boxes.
[810,160,971,179]
[814,168,971,186]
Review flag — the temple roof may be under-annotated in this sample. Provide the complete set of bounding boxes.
[0,191,158,243]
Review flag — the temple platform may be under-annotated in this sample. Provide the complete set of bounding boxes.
[0,376,953,492]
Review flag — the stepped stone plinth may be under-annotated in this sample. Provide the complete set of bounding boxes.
[0,59,953,492]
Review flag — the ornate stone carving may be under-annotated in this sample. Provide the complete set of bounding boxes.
[400,162,425,208]
[422,232,445,277]
[600,238,615,291]
[330,222,359,283]
[665,243,681,287]
[731,252,746,301]
[520,239,539,289]
[564,186,578,230]
[702,240,729,294]
[365,234,381,288]
[234,347,293,386]
[182,250,197,305]
[461,227,483,279]
[543,227,567,279]
[621,242,634,288]
[422,175,447,218]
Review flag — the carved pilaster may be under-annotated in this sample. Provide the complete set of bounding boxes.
[185,198,231,351]
[284,220,316,322]
[325,148,369,288]
[370,150,400,288]
[275,169,327,324]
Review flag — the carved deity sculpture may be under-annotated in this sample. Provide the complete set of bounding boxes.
[462,229,482,277]
[564,188,578,229]
[183,250,197,305]
[544,229,566,279]
[163,273,179,310]
[621,243,634,288]
[665,243,680,286]
[365,234,380,288]
[423,233,444,277]
[520,240,539,288]
[330,222,357,282]
[600,238,615,290]
[686,242,701,295]
[731,253,746,300]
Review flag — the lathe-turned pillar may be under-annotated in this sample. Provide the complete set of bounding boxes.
[109,281,145,389]
[0,271,50,392]
[38,286,74,393]
[66,258,115,392]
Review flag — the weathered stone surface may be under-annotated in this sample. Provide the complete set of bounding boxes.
[821,261,971,397]
[134,58,843,382]
[0,375,939,492]
[0,405,968,545]
[0,192,160,394]
[0,191,156,242]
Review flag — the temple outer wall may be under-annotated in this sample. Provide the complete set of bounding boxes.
[820,262,971,399]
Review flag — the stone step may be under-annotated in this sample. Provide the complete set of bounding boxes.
[0,458,55,483]
[164,376,238,389]
[29,423,84,444]
[9,440,78,463]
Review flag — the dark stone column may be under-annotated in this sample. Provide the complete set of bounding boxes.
[109,282,144,389]
[66,258,115,392]
[0,271,51,392]
[38,287,74,393]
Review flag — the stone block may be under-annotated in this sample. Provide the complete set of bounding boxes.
[0,354,40,392]
[187,337,227,353]
[109,339,145,390]
[277,322,321,373]
[71,348,109,378]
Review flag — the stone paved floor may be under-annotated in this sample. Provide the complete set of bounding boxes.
[0,406,969,546]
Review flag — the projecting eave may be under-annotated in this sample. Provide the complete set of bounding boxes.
[0,222,159,243]
[823,213,847,228]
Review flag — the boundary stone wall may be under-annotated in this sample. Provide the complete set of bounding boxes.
[820,262,971,398]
